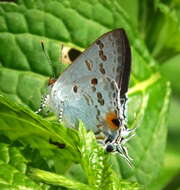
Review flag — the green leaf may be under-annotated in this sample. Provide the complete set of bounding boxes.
[167,97,180,149]
[29,168,93,190]
[149,147,180,190]
[157,38,180,189]
[140,1,180,61]
[0,143,47,190]
[0,0,172,189]
[0,143,27,173]
[160,54,180,96]
[78,121,113,189]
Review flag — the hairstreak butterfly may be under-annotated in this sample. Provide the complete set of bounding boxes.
[36,28,135,165]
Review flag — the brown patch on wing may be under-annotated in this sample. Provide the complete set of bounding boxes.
[99,63,106,74]
[91,78,98,85]
[85,60,93,71]
[96,92,104,106]
[83,94,90,105]
[96,39,104,49]
[99,43,104,49]
[96,40,101,45]
[97,92,102,99]
[96,39,107,61]
[98,98,104,105]
[99,50,107,61]
[95,105,101,121]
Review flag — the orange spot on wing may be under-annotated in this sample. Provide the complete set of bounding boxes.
[105,112,119,131]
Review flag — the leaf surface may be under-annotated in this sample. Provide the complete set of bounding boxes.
[0,0,171,189]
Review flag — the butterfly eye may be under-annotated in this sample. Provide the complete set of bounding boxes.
[105,144,115,152]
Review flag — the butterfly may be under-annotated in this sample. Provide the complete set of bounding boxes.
[36,29,135,165]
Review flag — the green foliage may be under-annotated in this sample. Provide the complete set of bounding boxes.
[0,0,179,189]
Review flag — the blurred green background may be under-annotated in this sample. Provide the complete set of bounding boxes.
[0,0,180,190]
[157,55,180,190]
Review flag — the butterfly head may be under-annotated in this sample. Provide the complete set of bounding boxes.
[104,110,135,166]
[105,143,116,152]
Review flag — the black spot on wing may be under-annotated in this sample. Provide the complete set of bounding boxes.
[73,85,78,93]
[111,118,120,127]
[68,48,81,62]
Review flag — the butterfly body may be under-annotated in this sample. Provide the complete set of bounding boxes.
[38,28,134,164]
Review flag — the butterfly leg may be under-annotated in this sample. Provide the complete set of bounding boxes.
[57,101,64,122]
[104,133,115,144]
[58,108,64,122]
[35,94,49,114]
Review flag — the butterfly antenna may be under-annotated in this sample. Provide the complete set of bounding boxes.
[41,40,56,79]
